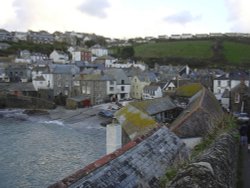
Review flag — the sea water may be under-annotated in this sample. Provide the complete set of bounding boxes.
[0,109,106,188]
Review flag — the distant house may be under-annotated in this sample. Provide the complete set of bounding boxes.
[213,70,249,100]
[66,96,91,109]
[13,31,27,41]
[0,29,12,41]
[0,43,10,50]
[130,72,158,99]
[142,84,163,100]
[194,33,209,38]
[228,82,250,114]
[93,55,116,67]
[209,33,223,38]
[50,64,80,96]
[73,73,111,105]
[158,35,169,39]
[5,63,31,82]
[170,34,181,39]
[0,68,9,82]
[181,33,193,39]
[162,80,176,92]
[71,48,92,62]
[104,69,131,101]
[28,30,54,44]
[49,50,69,64]
[90,44,108,57]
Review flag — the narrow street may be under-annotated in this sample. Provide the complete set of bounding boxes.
[241,145,250,188]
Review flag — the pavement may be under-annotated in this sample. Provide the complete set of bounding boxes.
[241,145,250,188]
[47,103,120,127]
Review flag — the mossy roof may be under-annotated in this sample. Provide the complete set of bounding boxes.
[115,105,158,139]
[175,83,203,97]
[130,96,177,115]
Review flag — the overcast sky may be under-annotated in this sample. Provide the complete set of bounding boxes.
[1,0,250,38]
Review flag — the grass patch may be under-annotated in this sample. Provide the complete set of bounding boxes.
[134,40,213,59]
[223,41,250,64]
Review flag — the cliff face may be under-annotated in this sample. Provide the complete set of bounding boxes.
[167,130,239,188]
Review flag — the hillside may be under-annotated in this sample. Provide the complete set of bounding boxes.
[134,41,213,59]
[134,39,250,68]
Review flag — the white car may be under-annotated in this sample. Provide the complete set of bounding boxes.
[237,113,249,121]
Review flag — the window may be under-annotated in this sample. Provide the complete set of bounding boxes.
[235,93,240,103]
[86,86,90,94]
[218,80,221,86]
[110,87,114,91]
[110,81,114,85]
[121,80,125,84]
[82,86,86,93]
[121,86,125,91]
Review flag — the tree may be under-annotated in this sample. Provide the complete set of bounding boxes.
[85,40,96,48]
[120,46,134,59]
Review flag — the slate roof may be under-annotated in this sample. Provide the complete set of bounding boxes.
[143,85,160,92]
[49,64,80,74]
[137,72,158,82]
[49,126,187,188]
[130,96,177,115]
[104,68,130,84]
[123,67,143,78]
[216,70,249,80]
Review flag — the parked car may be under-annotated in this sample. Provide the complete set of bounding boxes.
[100,119,112,127]
[237,113,249,121]
[234,112,249,121]
[98,110,114,118]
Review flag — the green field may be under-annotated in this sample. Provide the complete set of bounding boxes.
[223,41,250,64]
[134,41,213,59]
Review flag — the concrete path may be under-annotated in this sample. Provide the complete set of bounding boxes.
[241,145,250,188]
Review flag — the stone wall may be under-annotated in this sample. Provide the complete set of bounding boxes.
[167,130,239,187]
[49,126,189,188]
[0,95,55,109]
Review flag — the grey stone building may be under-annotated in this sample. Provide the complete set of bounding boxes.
[73,74,112,105]
[50,64,80,97]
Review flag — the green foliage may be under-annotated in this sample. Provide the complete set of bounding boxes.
[85,40,97,48]
[1,41,68,56]
[121,46,134,59]
[110,46,135,59]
